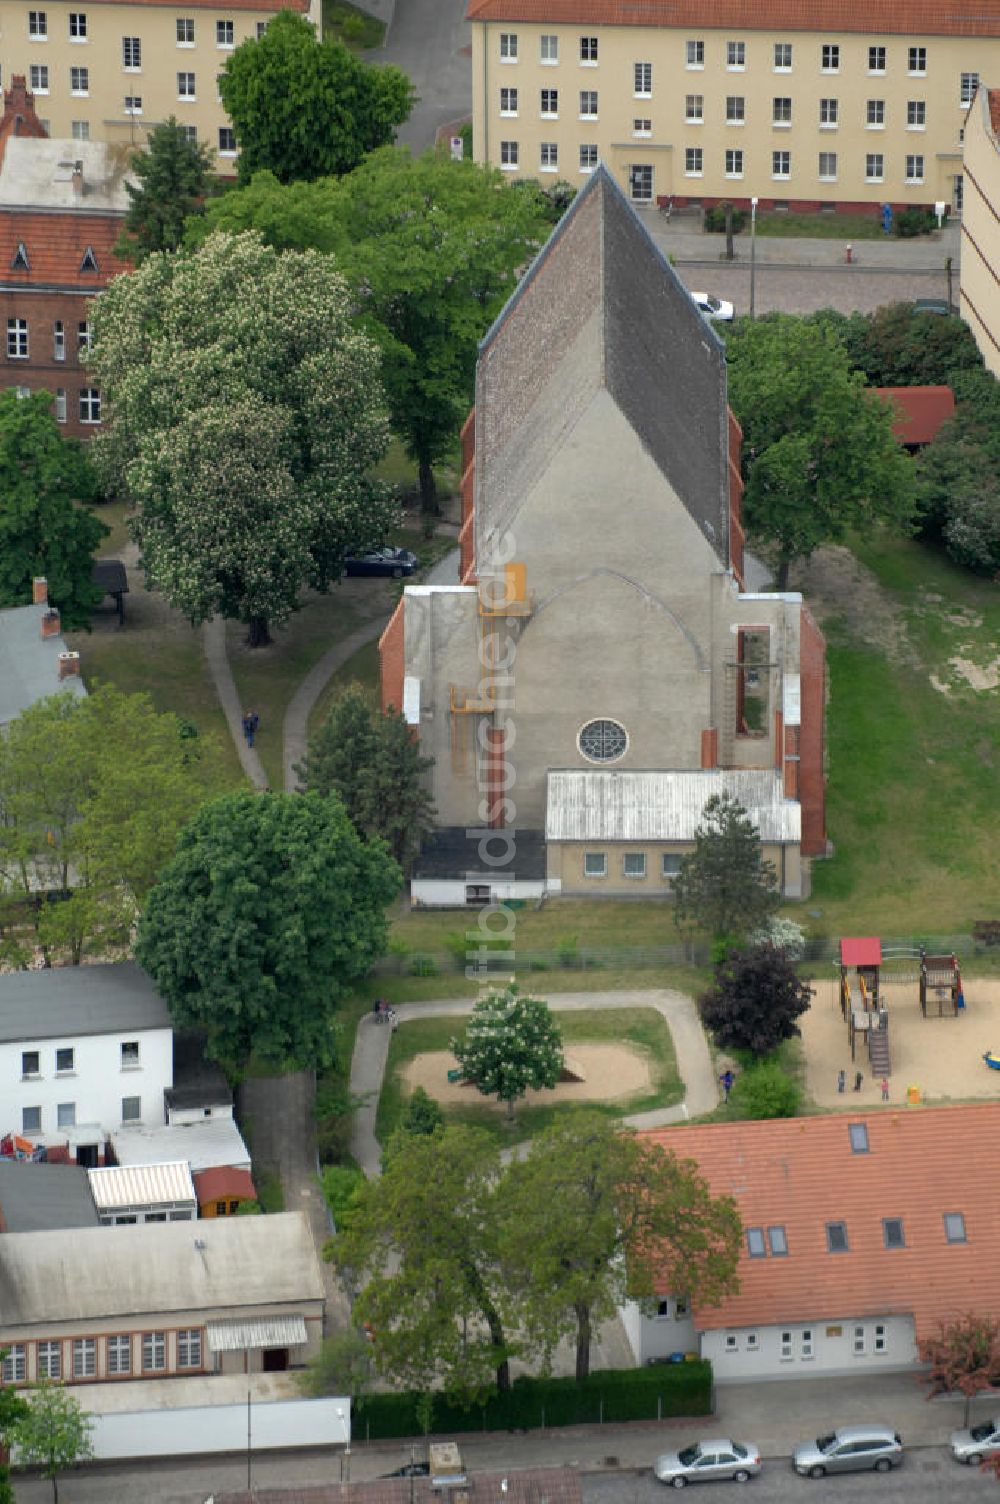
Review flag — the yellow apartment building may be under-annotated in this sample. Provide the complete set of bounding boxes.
[468,0,1000,214]
[961,85,1000,374]
[0,0,318,159]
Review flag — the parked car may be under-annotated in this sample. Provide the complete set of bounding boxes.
[792,1425,903,1478]
[344,546,418,578]
[690,292,735,323]
[654,1438,761,1487]
[950,1417,1000,1464]
[913,297,953,316]
[379,1462,430,1479]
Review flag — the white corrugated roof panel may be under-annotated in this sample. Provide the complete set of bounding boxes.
[546,769,800,844]
[110,1118,251,1173]
[206,1315,309,1353]
[88,1161,196,1211]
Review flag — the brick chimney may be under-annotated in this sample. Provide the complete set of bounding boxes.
[2,77,48,143]
[41,607,61,639]
[32,575,47,604]
[58,651,81,680]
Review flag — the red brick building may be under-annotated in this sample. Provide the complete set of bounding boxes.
[0,76,132,438]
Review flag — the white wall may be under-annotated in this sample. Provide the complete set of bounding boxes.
[4,1027,172,1142]
[702,1316,918,1382]
[621,1298,698,1365]
[168,1103,234,1126]
[46,1397,350,1463]
[411,877,548,907]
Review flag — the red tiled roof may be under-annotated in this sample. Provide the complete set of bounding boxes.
[193,1166,256,1204]
[839,936,882,967]
[465,0,1000,36]
[874,386,956,445]
[0,211,124,288]
[642,1104,1000,1339]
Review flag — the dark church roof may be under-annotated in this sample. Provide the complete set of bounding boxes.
[412,827,546,880]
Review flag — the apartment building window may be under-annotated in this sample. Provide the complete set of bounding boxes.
[865,152,885,182]
[579,143,598,172]
[499,86,517,115]
[579,89,597,117]
[818,151,837,181]
[539,141,558,170]
[70,66,89,95]
[773,42,792,71]
[540,87,558,117]
[579,36,598,63]
[540,34,557,63]
[71,119,89,139]
[623,849,647,874]
[584,851,606,877]
[726,95,745,124]
[499,140,518,169]
[21,1050,39,1076]
[907,99,926,129]
[633,117,651,136]
[819,97,838,127]
[905,153,924,183]
[216,19,234,47]
[107,1335,131,1375]
[122,36,141,70]
[960,72,979,106]
[499,33,517,62]
[177,17,195,44]
[28,10,47,39]
[773,96,792,125]
[38,1341,61,1379]
[867,99,885,128]
[142,1332,166,1372]
[56,1046,75,1071]
[177,1329,202,1368]
[22,1106,41,1131]
[868,45,886,73]
[256,20,267,38]
[662,854,682,879]
[69,11,87,39]
[79,387,101,423]
[177,71,196,99]
[772,149,790,178]
[122,1094,141,1121]
[73,1338,97,1378]
[726,41,746,70]
[685,93,703,122]
[1,1345,25,1384]
[685,145,703,176]
[725,148,745,178]
[685,39,704,69]
[883,1217,906,1249]
[55,388,67,422]
[634,62,652,96]
[821,44,839,73]
[7,318,27,358]
[29,65,49,94]
[124,95,142,115]
[57,1102,76,1127]
[908,46,926,74]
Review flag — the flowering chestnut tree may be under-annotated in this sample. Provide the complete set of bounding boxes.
[88,231,394,645]
[451,984,564,1121]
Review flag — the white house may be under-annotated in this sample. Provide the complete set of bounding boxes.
[1,962,173,1166]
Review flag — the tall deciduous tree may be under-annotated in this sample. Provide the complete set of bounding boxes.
[0,391,105,629]
[219,12,413,185]
[726,315,915,587]
[333,1126,516,1398]
[672,793,780,942]
[196,151,550,510]
[120,116,215,261]
[699,943,814,1058]
[11,1384,93,1504]
[919,1314,1000,1426]
[88,231,394,646]
[297,684,434,869]
[136,790,400,1069]
[452,985,564,1121]
[499,1113,742,1382]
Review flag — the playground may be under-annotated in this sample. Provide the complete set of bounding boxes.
[401,1042,653,1111]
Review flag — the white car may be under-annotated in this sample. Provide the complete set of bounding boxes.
[691,291,735,322]
[654,1438,761,1487]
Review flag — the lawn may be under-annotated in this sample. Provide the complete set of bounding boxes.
[308,639,380,739]
[322,0,385,49]
[755,212,929,242]
[390,896,679,958]
[375,1006,683,1149]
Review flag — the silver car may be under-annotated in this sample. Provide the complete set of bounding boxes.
[950,1417,1000,1464]
[654,1438,761,1488]
[793,1425,903,1478]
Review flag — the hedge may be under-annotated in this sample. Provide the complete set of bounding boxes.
[355,1362,712,1440]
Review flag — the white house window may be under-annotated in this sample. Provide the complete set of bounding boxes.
[73,1338,96,1378]
[801,1329,814,1359]
[578,718,627,763]
[685,94,703,123]
[686,39,704,69]
[868,45,886,73]
[821,44,840,72]
[71,120,89,140]
[216,19,234,47]
[773,42,792,71]
[905,154,924,183]
[218,127,236,154]
[256,19,267,38]
[629,164,652,202]
[21,1049,40,1076]
[623,851,647,877]
[499,33,517,62]
[55,388,67,423]
[177,71,196,99]
[142,1332,166,1372]
[773,96,791,125]
[685,146,703,176]
[121,1040,140,1067]
[56,1046,74,1072]
[725,148,744,178]
[633,118,651,136]
[1,1345,25,1384]
[122,36,141,69]
[874,1323,887,1353]
[579,144,598,172]
[107,1335,131,1374]
[499,86,517,115]
[961,72,979,106]
[579,36,598,63]
[122,1094,141,1121]
[540,87,558,117]
[883,1217,905,1248]
[772,149,790,179]
[70,65,89,94]
[22,1106,41,1132]
[584,851,607,878]
[780,1331,793,1360]
[726,41,745,70]
[818,151,838,181]
[177,17,194,44]
[819,97,838,128]
[826,1220,849,1252]
[7,318,28,358]
[726,95,745,124]
[28,10,47,39]
[853,1324,866,1355]
[124,95,142,115]
[724,1334,738,1351]
[29,65,49,94]
[865,152,885,182]
[579,88,598,117]
[674,1298,689,1318]
[745,1332,759,1350]
[867,99,886,128]
[944,1211,967,1243]
[656,1298,670,1319]
[540,34,557,63]
[38,1341,61,1379]
[499,140,518,169]
[907,99,926,128]
[69,12,87,39]
[80,388,101,423]
[746,1227,766,1258]
[908,46,927,75]
[57,1102,76,1128]
[768,1225,788,1255]
[662,854,682,879]
[540,141,558,171]
[634,61,652,96]
[177,1329,202,1368]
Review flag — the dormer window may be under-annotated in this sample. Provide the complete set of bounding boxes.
[12,242,29,271]
[848,1122,869,1153]
[80,245,98,273]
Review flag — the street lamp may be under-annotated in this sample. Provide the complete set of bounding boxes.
[749,197,759,319]
[336,1406,351,1484]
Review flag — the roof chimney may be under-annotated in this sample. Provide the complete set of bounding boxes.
[58,651,80,680]
[41,607,61,639]
[32,575,48,604]
[71,160,84,196]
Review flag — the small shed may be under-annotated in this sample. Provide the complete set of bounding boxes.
[194,1165,257,1218]
[91,558,129,625]
[873,387,956,450]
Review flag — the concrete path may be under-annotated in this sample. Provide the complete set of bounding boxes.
[640,207,961,270]
[281,612,390,793]
[424,545,461,586]
[349,989,719,1179]
[371,0,472,152]
[201,617,269,789]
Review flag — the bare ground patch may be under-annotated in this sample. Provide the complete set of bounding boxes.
[400,1042,653,1110]
[789,545,916,665]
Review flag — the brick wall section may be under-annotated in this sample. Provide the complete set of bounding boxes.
[798,604,827,856]
[378,599,405,715]
[459,512,476,582]
[460,406,475,491]
[0,288,104,438]
[727,408,745,585]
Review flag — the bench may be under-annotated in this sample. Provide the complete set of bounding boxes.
[973,921,1000,948]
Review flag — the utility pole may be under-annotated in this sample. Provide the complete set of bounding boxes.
[749,198,759,318]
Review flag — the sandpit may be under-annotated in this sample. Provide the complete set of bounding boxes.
[400,1042,653,1110]
[801,977,1000,1110]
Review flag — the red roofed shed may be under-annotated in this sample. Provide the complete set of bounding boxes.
[874,386,956,448]
[194,1166,256,1218]
[840,937,882,968]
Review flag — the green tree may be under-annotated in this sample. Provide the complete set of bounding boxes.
[728,1058,802,1119]
[119,116,215,262]
[297,685,434,868]
[299,1326,375,1402]
[0,391,105,629]
[196,150,550,510]
[726,314,915,587]
[843,302,984,388]
[333,1125,516,1398]
[452,984,564,1122]
[136,790,400,1069]
[219,12,413,185]
[499,1113,741,1382]
[12,1384,93,1504]
[672,793,780,942]
[88,231,394,646]
[919,1314,1000,1427]
[699,944,813,1058]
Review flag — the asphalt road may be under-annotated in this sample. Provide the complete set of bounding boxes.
[375,0,472,151]
[670,262,953,318]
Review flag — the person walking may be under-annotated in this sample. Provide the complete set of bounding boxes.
[880,1077,890,1101]
[854,1070,864,1092]
[719,1068,735,1102]
[241,712,252,745]
[246,710,259,748]
[837,1069,846,1094]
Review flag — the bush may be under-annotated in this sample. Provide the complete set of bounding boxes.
[944,488,1000,575]
[315,1073,355,1166]
[556,934,579,968]
[704,202,746,234]
[729,1059,802,1119]
[409,953,437,976]
[894,207,936,238]
[322,1163,365,1232]
[750,917,806,960]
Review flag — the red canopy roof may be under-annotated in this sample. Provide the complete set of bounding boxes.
[193,1166,256,1204]
[840,937,882,967]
